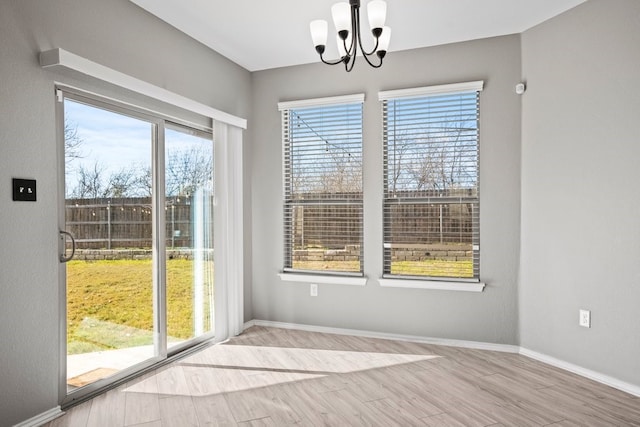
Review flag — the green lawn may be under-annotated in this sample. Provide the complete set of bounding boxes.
[67,259,211,354]
[67,257,470,354]
[390,259,473,278]
[294,259,473,278]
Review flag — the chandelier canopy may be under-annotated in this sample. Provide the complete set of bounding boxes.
[310,0,391,72]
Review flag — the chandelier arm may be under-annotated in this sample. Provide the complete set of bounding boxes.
[362,54,383,68]
[359,45,384,67]
[348,4,358,57]
[359,44,384,68]
[355,11,383,68]
[310,0,387,71]
[356,11,380,56]
[345,51,357,72]
[339,3,358,72]
[360,38,381,57]
[319,54,346,66]
[342,37,352,60]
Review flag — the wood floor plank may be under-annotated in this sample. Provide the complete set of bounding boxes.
[421,412,469,427]
[258,395,306,426]
[123,372,161,426]
[271,382,352,426]
[223,388,274,423]
[537,384,640,426]
[48,400,92,427]
[123,391,160,426]
[126,421,162,427]
[237,416,276,426]
[434,400,498,427]
[182,362,224,397]
[191,394,238,426]
[343,370,394,403]
[155,365,191,398]
[157,395,199,426]
[365,397,431,426]
[85,388,126,427]
[315,387,404,426]
[44,326,640,427]
[365,367,444,418]
[545,420,587,427]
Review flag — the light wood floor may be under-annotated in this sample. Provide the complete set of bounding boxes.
[46,326,640,426]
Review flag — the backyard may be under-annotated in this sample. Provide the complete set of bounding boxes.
[67,258,207,354]
[67,256,471,354]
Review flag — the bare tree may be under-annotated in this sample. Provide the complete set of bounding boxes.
[64,119,84,166]
[67,150,213,200]
[71,162,107,199]
[165,147,213,197]
[134,167,153,198]
[386,130,414,195]
[104,168,138,198]
[391,116,477,193]
[317,150,362,195]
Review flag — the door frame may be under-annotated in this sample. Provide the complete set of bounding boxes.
[56,86,215,407]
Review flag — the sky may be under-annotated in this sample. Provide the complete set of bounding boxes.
[64,98,211,196]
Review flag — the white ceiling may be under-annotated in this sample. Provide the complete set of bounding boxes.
[130,0,586,72]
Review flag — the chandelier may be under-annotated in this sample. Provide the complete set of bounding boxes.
[310,0,391,72]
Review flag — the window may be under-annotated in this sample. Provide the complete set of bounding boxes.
[59,87,217,399]
[279,95,364,276]
[380,82,483,282]
[48,49,246,404]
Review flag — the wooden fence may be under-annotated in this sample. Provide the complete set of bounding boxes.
[292,202,474,249]
[66,191,473,251]
[65,196,212,249]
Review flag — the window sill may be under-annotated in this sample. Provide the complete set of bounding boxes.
[379,278,485,292]
[279,273,368,287]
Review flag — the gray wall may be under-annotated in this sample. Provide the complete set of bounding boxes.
[250,36,522,344]
[520,0,640,386]
[0,0,251,424]
[4,0,639,424]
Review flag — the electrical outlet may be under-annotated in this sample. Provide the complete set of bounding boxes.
[310,283,318,297]
[579,309,591,328]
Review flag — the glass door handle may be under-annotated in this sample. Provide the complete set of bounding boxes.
[59,230,76,263]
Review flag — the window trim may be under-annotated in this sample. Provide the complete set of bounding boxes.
[279,93,365,279]
[278,93,365,111]
[41,48,247,129]
[55,83,246,407]
[379,81,484,287]
[379,80,484,101]
[379,278,485,292]
[279,273,367,286]
[57,86,220,405]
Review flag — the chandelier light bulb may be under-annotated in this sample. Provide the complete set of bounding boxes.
[377,26,391,54]
[310,20,329,53]
[367,0,387,35]
[331,2,352,36]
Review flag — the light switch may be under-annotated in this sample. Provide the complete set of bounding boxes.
[12,178,37,202]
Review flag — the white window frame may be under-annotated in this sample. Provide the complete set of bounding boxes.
[378,82,485,292]
[278,94,368,286]
[44,47,246,405]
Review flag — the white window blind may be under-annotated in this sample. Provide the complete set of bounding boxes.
[382,83,482,281]
[280,96,364,276]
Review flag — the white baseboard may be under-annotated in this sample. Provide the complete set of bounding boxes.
[14,406,63,427]
[243,319,640,398]
[245,319,520,353]
[520,347,640,397]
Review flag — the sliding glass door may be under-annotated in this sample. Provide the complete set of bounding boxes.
[58,88,214,402]
[165,124,215,350]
